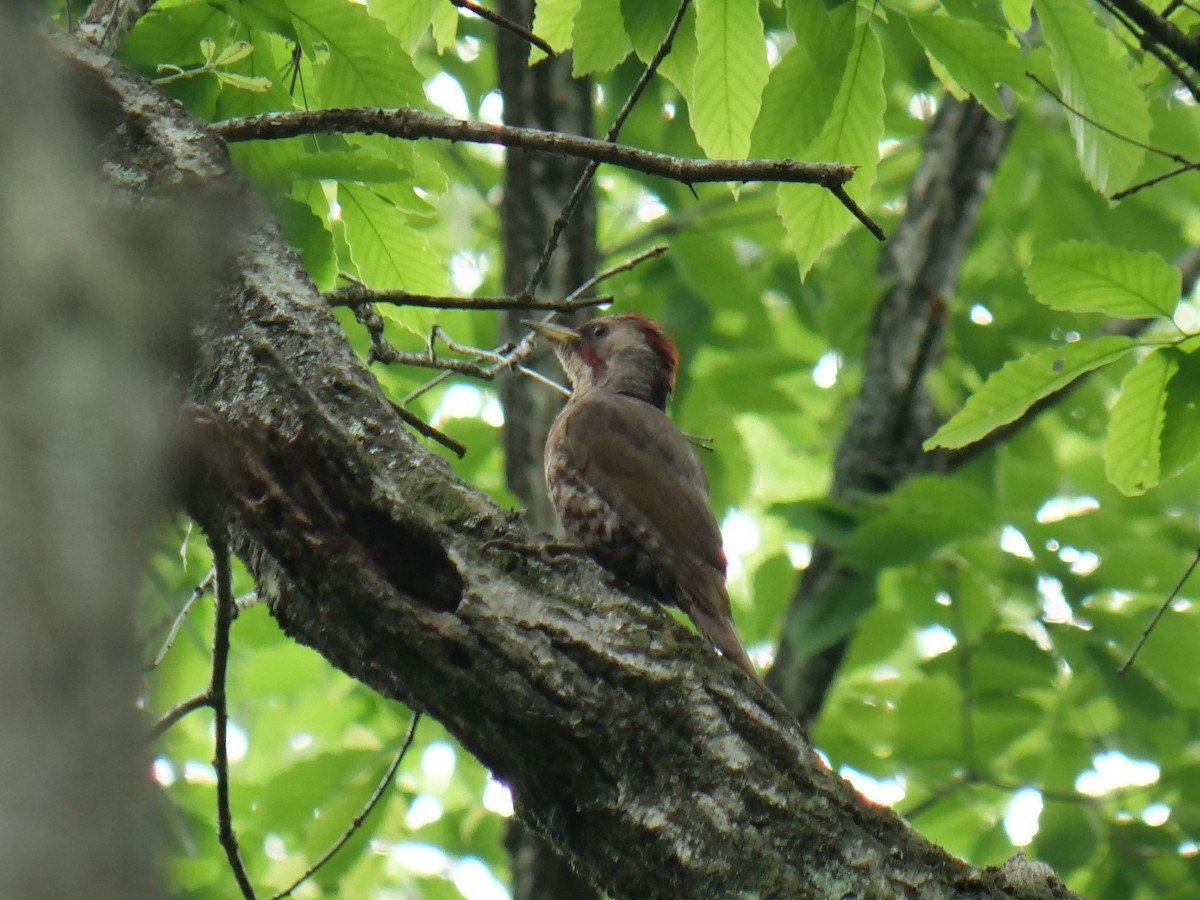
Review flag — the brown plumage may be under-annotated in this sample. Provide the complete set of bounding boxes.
[525,313,758,680]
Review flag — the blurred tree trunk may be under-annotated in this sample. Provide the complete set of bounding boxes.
[0,13,228,899]
[495,2,600,898]
[767,99,1014,722]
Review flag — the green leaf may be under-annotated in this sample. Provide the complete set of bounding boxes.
[777,24,884,278]
[925,335,1138,450]
[1159,348,1200,480]
[909,15,1024,119]
[573,0,631,75]
[372,0,440,52]
[691,0,769,160]
[530,0,583,63]
[289,0,423,107]
[214,71,273,92]
[1026,241,1181,319]
[751,2,854,158]
[1034,0,1152,193]
[622,0,698,102]
[338,183,447,335]
[1104,348,1176,495]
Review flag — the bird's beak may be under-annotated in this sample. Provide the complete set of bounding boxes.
[522,320,579,345]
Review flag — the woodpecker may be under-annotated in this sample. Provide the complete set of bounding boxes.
[526,314,757,680]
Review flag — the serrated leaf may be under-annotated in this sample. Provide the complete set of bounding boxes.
[214,71,273,92]
[925,335,1138,450]
[777,24,884,278]
[1001,0,1032,31]
[691,0,769,160]
[573,0,630,75]
[622,0,698,102]
[909,15,1024,119]
[1026,241,1180,319]
[1105,349,1177,495]
[214,40,254,66]
[371,0,439,52]
[751,2,853,158]
[289,0,422,107]
[338,183,446,336]
[1035,0,1151,194]
[431,2,458,53]
[1160,348,1200,480]
[530,0,582,63]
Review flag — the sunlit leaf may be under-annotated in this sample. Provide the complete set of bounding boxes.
[691,0,769,159]
[1026,241,1180,319]
[573,0,630,75]
[909,14,1024,119]
[777,24,884,278]
[1104,349,1176,495]
[1034,0,1151,193]
[925,336,1137,450]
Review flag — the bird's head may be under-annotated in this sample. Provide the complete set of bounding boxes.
[525,313,679,409]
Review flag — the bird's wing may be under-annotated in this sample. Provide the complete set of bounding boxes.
[558,392,725,581]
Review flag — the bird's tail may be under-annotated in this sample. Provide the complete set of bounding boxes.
[690,603,761,683]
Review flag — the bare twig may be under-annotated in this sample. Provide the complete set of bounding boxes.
[146,566,215,670]
[397,244,667,404]
[210,535,257,900]
[448,0,555,58]
[1118,547,1200,673]
[392,403,468,457]
[1027,71,1191,165]
[148,688,213,740]
[209,108,874,230]
[267,713,423,900]
[326,287,612,311]
[524,0,697,297]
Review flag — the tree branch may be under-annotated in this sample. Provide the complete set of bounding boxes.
[448,0,555,58]
[326,287,612,311]
[209,107,883,238]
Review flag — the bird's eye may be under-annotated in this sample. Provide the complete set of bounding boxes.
[588,323,608,339]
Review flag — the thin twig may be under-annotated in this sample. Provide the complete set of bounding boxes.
[146,566,215,670]
[397,244,667,405]
[326,287,612,311]
[149,688,213,740]
[565,243,668,302]
[523,0,696,297]
[392,402,468,457]
[1118,547,1200,673]
[1027,71,1194,166]
[210,535,257,900]
[267,713,423,899]
[448,0,555,58]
